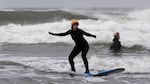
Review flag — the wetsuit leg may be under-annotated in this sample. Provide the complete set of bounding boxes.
[68,46,81,72]
[81,46,89,73]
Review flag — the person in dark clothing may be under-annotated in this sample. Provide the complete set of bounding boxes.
[110,32,121,52]
[48,19,96,75]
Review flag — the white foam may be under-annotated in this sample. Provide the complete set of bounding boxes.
[89,55,150,73]
[83,77,106,82]
[0,8,15,11]
[0,55,150,74]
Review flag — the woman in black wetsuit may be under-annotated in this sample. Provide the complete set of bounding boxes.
[110,32,121,52]
[48,19,96,75]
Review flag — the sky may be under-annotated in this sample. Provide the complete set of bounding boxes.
[0,0,150,8]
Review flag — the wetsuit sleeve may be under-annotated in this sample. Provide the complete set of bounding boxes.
[81,30,96,38]
[49,30,71,36]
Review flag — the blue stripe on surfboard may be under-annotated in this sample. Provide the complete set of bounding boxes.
[93,68,125,76]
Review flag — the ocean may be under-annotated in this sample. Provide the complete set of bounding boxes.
[0,8,150,84]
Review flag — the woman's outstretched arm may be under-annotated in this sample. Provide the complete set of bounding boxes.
[81,30,96,38]
[48,30,71,36]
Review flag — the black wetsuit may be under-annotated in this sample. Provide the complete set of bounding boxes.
[110,36,121,52]
[50,28,96,73]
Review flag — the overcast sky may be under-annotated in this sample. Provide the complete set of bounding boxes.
[0,0,150,8]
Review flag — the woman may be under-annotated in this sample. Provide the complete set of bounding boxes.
[110,32,121,52]
[48,19,96,75]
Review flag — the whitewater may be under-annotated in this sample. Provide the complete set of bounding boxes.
[0,8,150,49]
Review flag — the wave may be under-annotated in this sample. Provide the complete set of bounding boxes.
[1,56,150,74]
[128,9,150,23]
[0,8,150,49]
[0,61,30,68]
[0,20,150,49]
[0,10,96,25]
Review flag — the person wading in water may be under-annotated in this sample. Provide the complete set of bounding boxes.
[110,32,121,52]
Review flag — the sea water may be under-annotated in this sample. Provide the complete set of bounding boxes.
[0,8,150,84]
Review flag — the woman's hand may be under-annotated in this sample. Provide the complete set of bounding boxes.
[93,35,96,38]
[48,32,54,35]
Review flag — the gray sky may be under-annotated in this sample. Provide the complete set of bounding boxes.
[0,0,150,8]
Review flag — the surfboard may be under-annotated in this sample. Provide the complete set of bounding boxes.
[69,68,125,77]
[39,68,125,77]
[92,68,125,77]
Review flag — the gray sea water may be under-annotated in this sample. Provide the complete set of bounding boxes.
[0,8,150,84]
[0,43,150,84]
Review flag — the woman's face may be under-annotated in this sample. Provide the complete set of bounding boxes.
[115,33,120,39]
[72,24,78,31]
